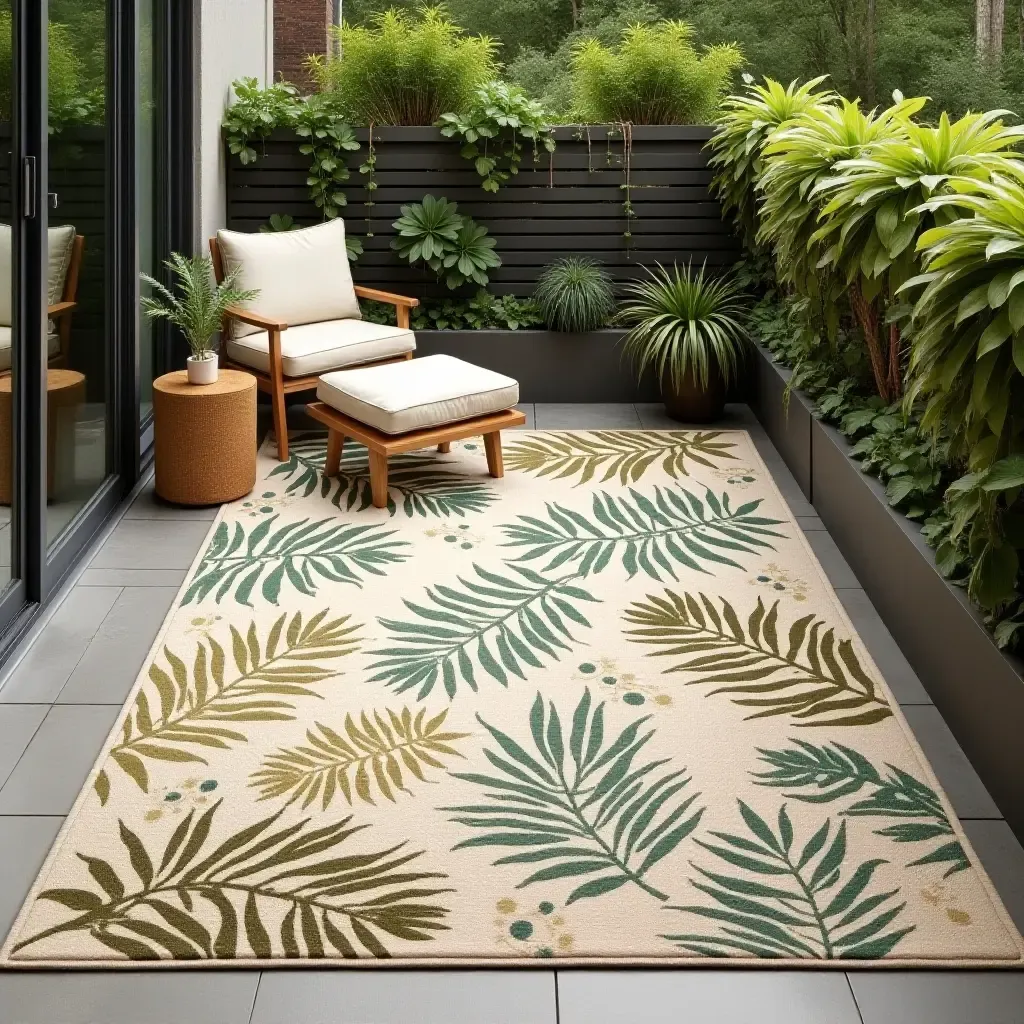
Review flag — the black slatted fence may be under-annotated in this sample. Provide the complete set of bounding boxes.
[225,125,739,296]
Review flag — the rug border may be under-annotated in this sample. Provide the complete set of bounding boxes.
[3,429,1022,970]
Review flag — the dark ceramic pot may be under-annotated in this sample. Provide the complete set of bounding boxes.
[661,365,726,423]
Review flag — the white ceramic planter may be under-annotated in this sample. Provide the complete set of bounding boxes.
[186,353,219,385]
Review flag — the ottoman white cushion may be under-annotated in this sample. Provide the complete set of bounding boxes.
[317,354,519,435]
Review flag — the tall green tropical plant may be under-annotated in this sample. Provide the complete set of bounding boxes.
[616,263,750,392]
[756,96,923,328]
[708,74,836,252]
[140,254,257,360]
[902,169,1024,471]
[308,7,498,125]
[812,110,1024,401]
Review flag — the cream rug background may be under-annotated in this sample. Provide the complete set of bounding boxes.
[2,429,1022,968]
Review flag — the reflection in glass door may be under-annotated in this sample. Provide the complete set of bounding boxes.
[0,2,16,599]
[45,0,111,548]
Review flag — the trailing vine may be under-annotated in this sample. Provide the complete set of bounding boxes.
[293,96,361,220]
[605,122,635,253]
[359,122,378,237]
[438,81,555,193]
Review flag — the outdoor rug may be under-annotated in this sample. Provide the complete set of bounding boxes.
[3,429,1022,968]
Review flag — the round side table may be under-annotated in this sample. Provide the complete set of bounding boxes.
[153,369,257,506]
[0,368,86,505]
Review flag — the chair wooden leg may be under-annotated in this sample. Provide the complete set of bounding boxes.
[369,450,389,508]
[325,431,344,476]
[484,431,504,478]
[272,384,289,462]
[437,442,451,453]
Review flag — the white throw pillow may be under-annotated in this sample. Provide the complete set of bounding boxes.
[216,220,361,338]
[0,223,77,328]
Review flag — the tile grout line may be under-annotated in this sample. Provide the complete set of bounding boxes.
[247,971,263,1024]
[0,711,50,793]
[554,970,561,1024]
[844,972,867,1024]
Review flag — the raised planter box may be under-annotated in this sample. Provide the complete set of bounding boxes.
[413,329,658,403]
[752,344,1024,839]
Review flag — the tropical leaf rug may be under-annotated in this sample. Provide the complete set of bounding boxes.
[4,429,1022,968]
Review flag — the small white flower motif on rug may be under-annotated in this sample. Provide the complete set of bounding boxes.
[2,429,1021,968]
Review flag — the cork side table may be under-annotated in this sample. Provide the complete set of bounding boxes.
[153,369,257,506]
[0,369,86,505]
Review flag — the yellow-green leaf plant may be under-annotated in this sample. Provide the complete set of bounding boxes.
[812,109,1024,401]
[902,167,1024,469]
[756,95,923,336]
[708,74,836,253]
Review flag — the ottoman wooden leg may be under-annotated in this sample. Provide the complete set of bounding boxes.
[325,431,345,476]
[437,442,451,453]
[484,431,504,478]
[369,450,389,508]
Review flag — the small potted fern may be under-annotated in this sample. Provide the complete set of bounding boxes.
[617,262,750,422]
[141,253,257,385]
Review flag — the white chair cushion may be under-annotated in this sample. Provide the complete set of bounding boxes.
[226,318,416,378]
[0,224,76,327]
[0,326,61,371]
[317,354,520,435]
[217,220,361,338]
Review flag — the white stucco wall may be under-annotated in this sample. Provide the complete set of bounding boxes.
[195,0,274,250]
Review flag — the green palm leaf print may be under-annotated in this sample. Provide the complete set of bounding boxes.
[504,430,739,486]
[443,689,704,905]
[12,801,451,960]
[500,486,785,580]
[664,800,915,959]
[268,434,496,517]
[368,564,600,700]
[183,515,409,606]
[250,706,471,809]
[623,590,892,727]
[754,740,970,877]
[94,610,359,804]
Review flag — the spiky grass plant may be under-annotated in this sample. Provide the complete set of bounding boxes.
[570,21,742,126]
[534,257,616,332]
[140,254,257,360]
[708,75,837,251]
[307,7,498,125]
[616,263,750,392]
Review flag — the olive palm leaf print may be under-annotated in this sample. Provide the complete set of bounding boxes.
[250,707,471,809]
[443,689,705,904]
[183,515,409,607]
[268,434,496,518]
[12,801,451,960]
[504,430,738,486]
[95,611,359,804]
[368,564,600,699]
[623,590,892,727]
[754,741,970,877]
[501,487,785,580]
[664,800,914,959]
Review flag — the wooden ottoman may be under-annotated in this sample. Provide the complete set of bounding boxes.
[307,354,524,508]
[153,369,257,506]
[0,369,86,505]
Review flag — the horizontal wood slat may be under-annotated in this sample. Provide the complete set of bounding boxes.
[225,126,738,296]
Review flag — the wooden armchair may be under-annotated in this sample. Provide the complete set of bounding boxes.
[49,234,85,366]
[210,221,419,461]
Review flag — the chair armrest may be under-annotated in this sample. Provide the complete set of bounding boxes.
[223,306,288,331]
[354,286,420,308]
[48,301,77,318]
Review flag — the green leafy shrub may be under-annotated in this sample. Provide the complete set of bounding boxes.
[570,21,743,125]
[708,74,836,252]
[293,94,361,219]
[391,194,500,289]
[362,291,542,330]
[617,263,750,391]
[308,7,498,125]
[438,80,555,192]
[534,257,616,332]
[811,109,1024,401]
[223,78,302,165]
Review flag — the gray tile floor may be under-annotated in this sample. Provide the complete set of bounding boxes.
[0,403,1022,1024]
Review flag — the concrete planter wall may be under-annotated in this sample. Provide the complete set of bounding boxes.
[752,344,1024,839]
[413,329,658,403]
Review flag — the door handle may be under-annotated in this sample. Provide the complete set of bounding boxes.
[22,156,36,219]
